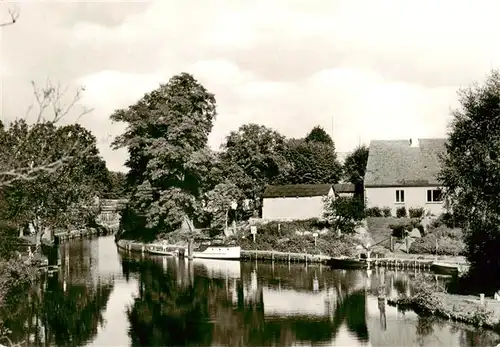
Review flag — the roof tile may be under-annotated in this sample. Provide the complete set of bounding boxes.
[364,138,446,187]
[263,184,332,198]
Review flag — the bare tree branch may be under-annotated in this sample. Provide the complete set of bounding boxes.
[0,81,93,188]
[0,1,19,27]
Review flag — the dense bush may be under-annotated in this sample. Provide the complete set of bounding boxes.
[365,207,382,217]
[431,212,465,229]
[389,220,425,238]
[389,223,408,238]
[323,196,365,234]
[393,274,496,328]
[0,259,37,304]
[396,206,407,218]
[256,218,328,236]
[237,232,358,257]
[382,207,391,217]
[409,207,425,218]
[409,229,465,256]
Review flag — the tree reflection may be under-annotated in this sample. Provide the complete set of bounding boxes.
[126,259,213,346]
[125,257,370,347]
[0,271,113,346]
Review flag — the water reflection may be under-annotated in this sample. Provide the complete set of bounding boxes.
[123,254,500,347]
[0,238,114,346]
[0,236,499,347]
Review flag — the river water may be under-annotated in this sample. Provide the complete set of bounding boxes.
[2,236,500,347]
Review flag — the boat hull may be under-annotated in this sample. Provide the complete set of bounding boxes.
[431,262,459,275]
[328,258,367,269]
[147,244,177,256]
[191,246,241,260]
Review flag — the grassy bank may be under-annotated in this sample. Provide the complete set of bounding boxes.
[367,216,465,256]
[388,276,500,330]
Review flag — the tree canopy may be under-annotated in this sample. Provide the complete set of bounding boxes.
[305,126,333,145]
[343,145,369,198]
[285,139,342,185]
[439,70,500,292]
[219,123,290,216]
[112,73,216,235]
[2,122,108,237]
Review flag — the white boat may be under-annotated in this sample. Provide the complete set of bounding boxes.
[147,244,178,256]
[191,244,241,260]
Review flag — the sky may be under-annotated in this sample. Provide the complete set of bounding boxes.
[1,0,500,172]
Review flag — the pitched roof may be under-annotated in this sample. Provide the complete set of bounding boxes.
[334,183,355,193]
[262,184,332,198]
[364,138,446,187]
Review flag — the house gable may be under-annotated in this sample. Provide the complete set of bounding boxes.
[333,183,355,195]
[364,138,446,188]
[262,184,333,199]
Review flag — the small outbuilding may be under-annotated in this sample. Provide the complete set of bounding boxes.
[261,184,334,221]
[333,183,356,198]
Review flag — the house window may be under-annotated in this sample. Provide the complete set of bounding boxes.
[427,189,443,202]
[396,190,405,203]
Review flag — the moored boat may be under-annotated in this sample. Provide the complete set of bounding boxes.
[328,257,367,269]
[191,243,241,260]
[430,262,459,275]
[147,244,178,256]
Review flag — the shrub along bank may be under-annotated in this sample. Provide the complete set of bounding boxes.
[367,214,465,256]
[232,219,360,258]
[389,275,500,330]
[409,226,465,256]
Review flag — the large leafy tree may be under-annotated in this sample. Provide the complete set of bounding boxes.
[323,196,365,234]
[102,171,127,199]
[439,70,500,293]
[2,122,108,238]
[343,145,369,197]
[219,124,290,216]
[111,73,216,236]
[203,182,242,231]
[305,126,333,145]
[285,138,342,185]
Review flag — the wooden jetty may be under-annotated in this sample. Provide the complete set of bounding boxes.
[240,250,330,264]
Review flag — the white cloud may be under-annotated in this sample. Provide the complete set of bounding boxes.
[5,0,500,171]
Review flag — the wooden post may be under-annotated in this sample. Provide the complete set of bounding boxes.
[188,238,194,260]
[390,236,394,252]
[225,209,229,236]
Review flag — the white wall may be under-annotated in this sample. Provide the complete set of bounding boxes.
[262,196,327,221]
[365,186,445,216]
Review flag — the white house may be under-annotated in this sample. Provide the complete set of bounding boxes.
[261,184,334,221]
[364,138,447,216]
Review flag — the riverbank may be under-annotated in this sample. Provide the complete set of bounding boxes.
[116,239,330,264]
[115,238,469,270]
[20,225,116,246]
[388,279,500,331]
